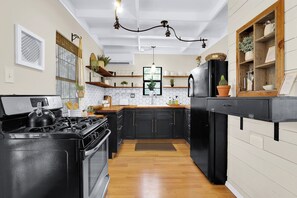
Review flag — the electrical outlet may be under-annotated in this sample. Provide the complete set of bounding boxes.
[5,67,14,83]
[130,93,135,98]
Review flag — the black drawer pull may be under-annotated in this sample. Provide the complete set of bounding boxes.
[223,104,232,107]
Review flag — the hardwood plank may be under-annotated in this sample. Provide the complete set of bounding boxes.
[106,140,235,198]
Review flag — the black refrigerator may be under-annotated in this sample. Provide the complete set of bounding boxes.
[188,60,228,184]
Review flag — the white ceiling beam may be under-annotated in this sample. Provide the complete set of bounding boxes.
[181,0,228,53]
[139,11,210,22]
[76,9,211,22]
[134,0,141,52]
[59,0,103,49]
[76,9,136,20]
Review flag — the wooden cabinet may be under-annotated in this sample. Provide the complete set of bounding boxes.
[155,110,173,138]
[123,109,135,139]
[122,108,188,140]
[173,109,184,138]
[100,110,123,158]
[236,0,284,97]
[135,110,154,138]
[184,109,190,143]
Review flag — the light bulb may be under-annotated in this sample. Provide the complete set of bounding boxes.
[114,0,121,8]
[151,64,156,74]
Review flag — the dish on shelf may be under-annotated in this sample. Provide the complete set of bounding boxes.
[263,84,274,91]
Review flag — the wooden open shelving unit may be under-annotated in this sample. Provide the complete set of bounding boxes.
[163,86,188,88]
[86,66,113,77]
[110,75,143,78]
[86,82,113,88]
[236,0,284,97]
[109,86,143,88]
[163,75,188,78]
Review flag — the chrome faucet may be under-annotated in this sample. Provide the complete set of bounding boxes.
[150,92,157,105]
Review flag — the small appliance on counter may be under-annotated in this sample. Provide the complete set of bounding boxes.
[0,95,111,198]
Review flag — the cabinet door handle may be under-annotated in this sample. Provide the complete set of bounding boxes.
[152,120,154,133]
[155,120,157,133]
[133,112,135,126]
[174,112,176,125]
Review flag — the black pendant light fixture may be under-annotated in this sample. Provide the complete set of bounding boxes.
[151,46,156,73]
[113,0,207,48]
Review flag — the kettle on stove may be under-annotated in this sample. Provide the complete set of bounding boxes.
[28,102,56,127]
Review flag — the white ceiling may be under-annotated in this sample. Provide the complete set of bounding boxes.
[60,0,228,63]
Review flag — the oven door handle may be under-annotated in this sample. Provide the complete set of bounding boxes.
[84,129,111,158]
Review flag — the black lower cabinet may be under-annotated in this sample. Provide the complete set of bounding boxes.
[155,110,173,138]
[135,110,154,138]
[122,108,188,140]
[173,109,184,138]
[102,110,123,158]
[184,109,190,143]
[123,109,135,139]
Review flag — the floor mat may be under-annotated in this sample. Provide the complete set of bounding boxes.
[135,143,176,151]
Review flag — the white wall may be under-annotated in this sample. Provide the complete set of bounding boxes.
[84,54,197,106]
[199,35,228,64]
[0,0,102,95]
[227,0,297,197]
[105,54,196,87]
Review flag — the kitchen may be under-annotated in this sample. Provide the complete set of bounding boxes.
[1,0,297,198]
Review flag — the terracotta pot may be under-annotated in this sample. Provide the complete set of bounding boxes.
[217,85,231,97]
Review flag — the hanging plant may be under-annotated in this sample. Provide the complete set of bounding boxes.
[76,83,85,98]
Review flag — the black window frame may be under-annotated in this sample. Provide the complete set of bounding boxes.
[143,66,162,96]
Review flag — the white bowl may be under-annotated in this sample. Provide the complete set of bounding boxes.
[263,84,274,91]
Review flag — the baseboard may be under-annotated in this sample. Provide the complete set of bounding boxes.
[225,181,244,198]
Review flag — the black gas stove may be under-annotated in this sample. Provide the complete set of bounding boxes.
[0,95,110,198]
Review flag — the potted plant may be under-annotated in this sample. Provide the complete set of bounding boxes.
[147,79,156,96]
[217,75,230,97]
[121,81,128,87]
[97,55,111,68]
[147,79,156,91]
[170,79,174,87]
[76,83,85,98]
[239,36,253,61]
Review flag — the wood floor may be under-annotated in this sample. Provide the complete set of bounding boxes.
[106,139,235,198]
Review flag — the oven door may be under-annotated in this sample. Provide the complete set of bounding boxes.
[83,129,111,198]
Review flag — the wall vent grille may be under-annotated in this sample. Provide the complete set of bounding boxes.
[15,24,45,70]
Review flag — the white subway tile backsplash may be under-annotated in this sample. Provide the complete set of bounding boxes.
[105,88,190,105]
[81,84,105,109]
[83,86,190,107]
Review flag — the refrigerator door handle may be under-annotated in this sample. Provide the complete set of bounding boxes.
[188,75,194,97]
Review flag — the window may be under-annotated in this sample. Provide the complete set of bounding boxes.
[56,32,79,111]
[143,67,162,95]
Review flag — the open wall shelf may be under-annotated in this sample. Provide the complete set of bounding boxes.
[86,66,113,77]
[236,0,284,97]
